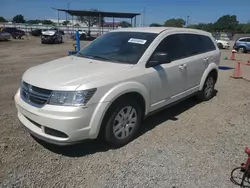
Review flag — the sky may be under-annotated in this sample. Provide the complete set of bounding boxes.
[1,0,250,25]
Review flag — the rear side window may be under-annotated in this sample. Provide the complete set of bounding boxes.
[200,35,217,52]
[180,34,216,56]
[246,38,250,42]
[239,38,247,42]
[151,33,216,63]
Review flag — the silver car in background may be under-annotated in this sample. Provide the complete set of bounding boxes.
[0,31,11,41]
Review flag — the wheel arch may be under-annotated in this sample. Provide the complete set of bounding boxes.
[88,82,150,139]
[199,63,218,90]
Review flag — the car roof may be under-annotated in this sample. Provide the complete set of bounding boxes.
[110,27,211,36]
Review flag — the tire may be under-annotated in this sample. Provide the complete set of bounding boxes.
[103,98,143,148]
[197,74,215,101]
[217,43,223,49]
[55,37,59,44]
[238,46,246,53]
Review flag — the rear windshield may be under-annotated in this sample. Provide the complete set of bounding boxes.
[78,32,157,64]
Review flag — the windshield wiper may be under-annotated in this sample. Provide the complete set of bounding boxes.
[79,54,121,63]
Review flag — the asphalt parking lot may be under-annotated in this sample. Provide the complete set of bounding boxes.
[1,37,250,188]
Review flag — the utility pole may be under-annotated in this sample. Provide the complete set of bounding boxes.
[66,1,73,21]
[142,7,146,26]
[186,15,190,27]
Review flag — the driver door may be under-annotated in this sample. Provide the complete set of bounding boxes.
[147,34,188,111]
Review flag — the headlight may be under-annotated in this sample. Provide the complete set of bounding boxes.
[48,89,96,106]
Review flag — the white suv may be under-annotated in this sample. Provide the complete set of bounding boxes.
[15,27,220,147]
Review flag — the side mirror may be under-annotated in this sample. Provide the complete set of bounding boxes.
[146,52,171,68]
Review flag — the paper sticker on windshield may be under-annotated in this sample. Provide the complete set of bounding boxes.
[128,38,147,44]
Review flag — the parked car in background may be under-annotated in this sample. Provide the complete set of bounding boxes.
[15,27,220,147]
[233,37,250,53]
[41,29,63,44]
[215,38,230,49]
[71,30,95,41]
[2,27,25,39]
[30,29,43,37]
[0,28,11,41]
[31,28,64,37]
[0,31,11,41]
[50,27,64,35]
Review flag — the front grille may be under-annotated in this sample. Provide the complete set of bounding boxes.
[20,81,52,108]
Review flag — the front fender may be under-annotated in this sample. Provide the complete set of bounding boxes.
[199,63,218,90]
[88,82,150,138]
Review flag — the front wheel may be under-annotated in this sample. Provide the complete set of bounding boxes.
[217,43,223,49]
[238,46,246,53]
[197,75,215,101]
[103,99,143,148]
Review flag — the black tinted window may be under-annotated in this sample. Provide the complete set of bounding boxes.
[200,35,216,52]
[152,33,216,62]
[153,34,186,61]
[246,38,250,42]
[239,38,247,42]
[181,34,216,56]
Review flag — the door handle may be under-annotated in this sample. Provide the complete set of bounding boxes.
[204,57,209,62]
[179,64,186,69]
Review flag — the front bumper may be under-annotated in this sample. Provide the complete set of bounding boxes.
[41,36,55,43]
[15,89,98,145]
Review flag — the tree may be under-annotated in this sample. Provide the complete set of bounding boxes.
[213,15,238,33]
[62,20,70,25]
[42,20,53,25]
[164,18,185,27]
[150,23,162,27]
[74,23,80,27]
[26,20,40,24]
[0,16,7,22]
[120,21,131,28]
[77,9,100,31]
[12,14,25,23]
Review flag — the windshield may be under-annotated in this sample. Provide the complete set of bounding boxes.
[78,32,157,64]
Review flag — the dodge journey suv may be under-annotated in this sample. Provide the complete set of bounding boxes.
[15,27,220,147]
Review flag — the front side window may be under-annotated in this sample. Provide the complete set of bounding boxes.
[78,32,157,64]
[151,34,186,61]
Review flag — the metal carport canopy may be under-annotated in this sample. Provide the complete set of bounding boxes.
[53,8,140,18]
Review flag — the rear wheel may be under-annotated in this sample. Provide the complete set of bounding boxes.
[103,99,143,148]
[197,74,215,101]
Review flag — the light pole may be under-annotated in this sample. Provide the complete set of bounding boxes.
[186,15,190,27]
[66,1,73,21]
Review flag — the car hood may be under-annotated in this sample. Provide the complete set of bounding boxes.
[42,30,56,36]
[22,56,133,91]
[216,39,229,44]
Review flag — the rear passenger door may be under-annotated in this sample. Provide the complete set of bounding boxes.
[180,34,216,90]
